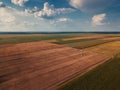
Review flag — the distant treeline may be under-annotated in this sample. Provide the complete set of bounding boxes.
[0,32,120,34]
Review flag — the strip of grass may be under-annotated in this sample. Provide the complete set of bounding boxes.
[63,39,114,49]
[58,53,120,90]
[54,38,96,44]
[0,34,83,45]
[56,38,120,49]
[53,35,120,49]
[72,40,111,49]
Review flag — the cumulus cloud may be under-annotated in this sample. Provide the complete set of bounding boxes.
[56,18,72,22]
[0,2,31,27]
[0,2,16,23]
[0,7,37,31]
[50,18,72,25]
[70,0,83,9]
[11,0,29,6]
[25,2,75,19]
[92,13,106,26]
[70,0,113,12]
[25,6,39,14]
[0,2,51,31]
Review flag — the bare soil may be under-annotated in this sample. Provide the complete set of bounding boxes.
[0,42,111,90]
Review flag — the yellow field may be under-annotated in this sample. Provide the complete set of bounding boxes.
[86,41,120,56]
[101,37,120,41]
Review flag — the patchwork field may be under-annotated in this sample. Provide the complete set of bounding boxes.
[0,34,85,45]
[53,35,120,49]
[0,41,111,90]
[0,33,120,90]
[58,54,120,90]
[0,34,120,45]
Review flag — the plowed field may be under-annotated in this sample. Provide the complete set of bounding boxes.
[0,42,111,90]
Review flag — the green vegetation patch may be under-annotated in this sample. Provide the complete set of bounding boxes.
[58,53,120,90]
[0,34,83,45]
[54,38,96,44]
[71,39,111,49]
[54,37,120,49]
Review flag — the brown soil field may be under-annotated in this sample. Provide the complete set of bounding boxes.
[0,42,111,90]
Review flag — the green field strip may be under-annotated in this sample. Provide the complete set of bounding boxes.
[53,38,96,44]
[0,34,84,45]
[54,37,120,49]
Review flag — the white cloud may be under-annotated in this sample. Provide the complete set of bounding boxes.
[70,0,112,12]
[0,2,33,31]
[25,6,39,14]
[50,18,72,25]
[0,8,16,23]
[22,21,39,27]
[70,0,83,9]
[26,2,75,19]
[11,0,29,6]
[56,18,72,22]
[92,13,106,26]
[0,2,56,32]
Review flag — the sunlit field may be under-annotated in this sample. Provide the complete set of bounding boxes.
[1,0,120,90]
[0,33,120,90]
[58,53,120,90]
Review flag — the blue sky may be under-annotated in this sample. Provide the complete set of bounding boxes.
[0,0,120,32]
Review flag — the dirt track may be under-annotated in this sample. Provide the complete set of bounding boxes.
[0,42,111,90]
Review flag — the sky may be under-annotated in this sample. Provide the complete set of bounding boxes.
[0,0,120,32]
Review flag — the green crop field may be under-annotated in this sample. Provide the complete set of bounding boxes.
[1,34,119,46]
[54,37,120,49]
[0,34,84,45]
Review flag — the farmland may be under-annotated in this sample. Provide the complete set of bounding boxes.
[0,33,120,90]
[0,34,86,45]
[86,41,120,56]
[53,35,120,49]
[0,41,110,90]
[58,53,120,90]
[0,34,120,45]
[56,35,120,90]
